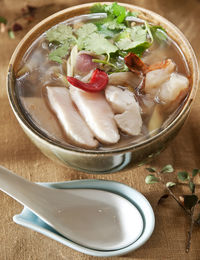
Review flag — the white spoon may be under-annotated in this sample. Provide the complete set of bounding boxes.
[0,166,143,251]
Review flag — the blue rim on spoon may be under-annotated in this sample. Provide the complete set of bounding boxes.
[13,179,155,257]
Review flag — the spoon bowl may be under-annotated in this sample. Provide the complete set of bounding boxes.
[0,166,144,251]
[13,178,155,257]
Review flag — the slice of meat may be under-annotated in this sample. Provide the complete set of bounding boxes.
[70,87,120,144]
[105,85,143,136]
[114,109,142,136]
[105,85,140,113]
[46,86,98,149]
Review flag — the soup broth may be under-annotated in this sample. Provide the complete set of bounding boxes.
[15,3,190,151]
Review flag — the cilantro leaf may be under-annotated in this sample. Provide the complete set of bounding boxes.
[90,2,133,24]
[150,26,167,42]
[49,43,70,63]
[46,24,75,45]
[130,25,148,42]
[104,19,126,30]
[90,3,108,13]
[111,2,126,23]
[82,32,118,55]
[75,23,97,38]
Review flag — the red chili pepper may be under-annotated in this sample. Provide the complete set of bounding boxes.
[67,69,108,92]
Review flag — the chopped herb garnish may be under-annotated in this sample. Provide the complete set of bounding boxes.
[48,43,70,64]
[46,24,76,63]
[46,24,75,45]
[150,25,167,43]
[0,16,7,24]
[45,2,168,70]
[81,32,118,55]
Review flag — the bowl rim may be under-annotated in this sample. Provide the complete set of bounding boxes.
[7,2,199,155]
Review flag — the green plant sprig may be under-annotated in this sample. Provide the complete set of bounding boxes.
[145,165,200,253]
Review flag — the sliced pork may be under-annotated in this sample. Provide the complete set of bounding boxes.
[70,87,120,144]
[46,86,98,149]
[105,85,142,136]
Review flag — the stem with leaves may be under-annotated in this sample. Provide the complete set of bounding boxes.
[145,165,200,253]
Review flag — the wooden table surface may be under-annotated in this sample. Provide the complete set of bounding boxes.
[0,0,200,259]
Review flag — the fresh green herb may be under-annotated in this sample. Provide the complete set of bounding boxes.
[144,165,200,253]
[46,24,75,44]
[92,58,118,69]
[46,2,168,68]
[166,181,176,188]
[46,24,76,63]
[81,32,118,55]
[90,3,108,13]
[8,29,15,39]
[150,25,167,43]
[115,24,152,56]
[161,164,174,173]
[178,171,189,181]
[0,16,7,24]
[75,23,97,38]
[91,2,127,23]
[145,174,159,184]
[48,43,70,64]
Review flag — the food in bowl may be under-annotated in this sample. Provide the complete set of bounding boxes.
[8,2,198,173]
[15,2,190,151]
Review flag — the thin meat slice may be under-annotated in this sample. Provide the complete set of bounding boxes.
[70,87,120,144]
[105,85,139,113]
[46,86,98,149]
[105,85,142,136]
[115,109,142,136]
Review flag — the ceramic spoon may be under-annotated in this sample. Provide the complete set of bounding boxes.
[0,166,143,251]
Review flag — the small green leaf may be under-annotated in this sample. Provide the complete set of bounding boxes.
[81,32,118,55]
[192,169,200,177]
[145,167,156,173]
[161,164,174,173]
[76,23,97,38]
[0,16,7,24]
[145,174,159,184]
[166,182,176,188]
[8,29,15,39]
[150,25,167,42]
[48,43,70,63]
[112,2,126,23]
[189,181,195,194]
[183,195,198,210]
[46,24,75,45]
[90,3,108,13]
[177,171,189,181]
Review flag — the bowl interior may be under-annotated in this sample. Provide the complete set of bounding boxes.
[7,2,199,155]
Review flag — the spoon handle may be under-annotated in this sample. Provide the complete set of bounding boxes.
[0,166,49,211]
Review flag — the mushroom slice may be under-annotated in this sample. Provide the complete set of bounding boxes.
[145,59,176,96]
[70,87,120,144]
[114,108,142,136]
[46,86,98,149]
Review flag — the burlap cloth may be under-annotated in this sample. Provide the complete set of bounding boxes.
[0,0,200,259]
